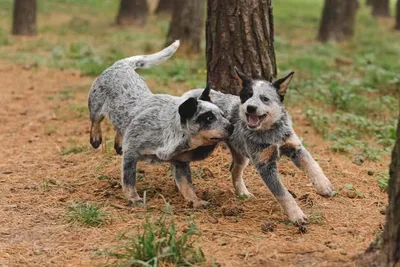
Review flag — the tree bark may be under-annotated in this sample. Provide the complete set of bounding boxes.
[395,0,400,30]
[318,0,358,43]
[366,0,374,6]
[12,0,36,35]
[372,0,390,17]
[116,0,148,26]
[155,0,173,14]
[165,0,204,53]
[360,107,400,266]
[206,0,277,95]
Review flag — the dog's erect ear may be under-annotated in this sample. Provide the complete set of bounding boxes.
[234,67,252,87]
[273,71,294,101]
[179,97,198,122]
[199,83,212,102]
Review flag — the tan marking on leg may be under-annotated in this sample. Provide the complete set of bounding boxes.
[115,132,122,148]
[122,185,142,202]
[257,145,278,163]
[90,122,102,148]
[231,158,253,197]
[176,178,208,208]
[275,194,307,224]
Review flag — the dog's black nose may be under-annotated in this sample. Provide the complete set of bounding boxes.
[225,124,234,135]
[247,105,257,114]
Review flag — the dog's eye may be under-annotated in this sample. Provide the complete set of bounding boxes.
[260,96,270,102]
[207,115,215,122]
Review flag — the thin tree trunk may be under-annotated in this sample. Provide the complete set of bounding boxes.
[155,0,173,14]
[372,0,390,17]
[395,0,400,30]
[359,107,400,266]
[12,0,36,35]
[116,0,148,26]
[165,0,204,53]
[318,0,358,43]
[206,0,276,95]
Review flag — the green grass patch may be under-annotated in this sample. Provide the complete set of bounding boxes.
[66,201,110,227]
[61,145,89,155]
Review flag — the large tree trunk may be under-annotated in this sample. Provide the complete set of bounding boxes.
[372,0,390,17]
[318,0,358,43]
[206,0,276,95]
[12,0,36,35]
[155,0,173,14]
[395,0,400,30]
[165,0,204,53]
[116,0,148,26]
[366,0,374,6]
[360,108,400,266]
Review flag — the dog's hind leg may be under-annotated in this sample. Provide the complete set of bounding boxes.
[90,116,104,149]
[228,145,253,198]
[279,133,334,197]
[122,153,142,205]
[253,145,307,225]
[114,131,123,155]
[171,161,209,209]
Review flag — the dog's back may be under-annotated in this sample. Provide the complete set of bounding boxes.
[88,41,180,136]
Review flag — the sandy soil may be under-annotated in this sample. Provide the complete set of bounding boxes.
[0,63,389,266]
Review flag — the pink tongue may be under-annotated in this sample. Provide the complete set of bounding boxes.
[248,115,260,126]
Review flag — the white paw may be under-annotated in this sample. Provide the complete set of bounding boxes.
[287,207,308,225]
[314,176,334,197]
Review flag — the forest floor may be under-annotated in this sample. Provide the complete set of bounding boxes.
[0,0,398,266]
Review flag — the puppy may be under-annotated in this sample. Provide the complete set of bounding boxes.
[183,68,334,224]
[88,41,233,208]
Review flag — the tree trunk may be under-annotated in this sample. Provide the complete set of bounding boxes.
[165,0,204,53]
[395,0,400,30]
[372,0,390,17]
[206,0,276,95]
[360,108,400,266]
[116,0,148,26]
[366,0,374,6]
[155,0,173,14]
[318,0,358,43]
[12,0,36,35]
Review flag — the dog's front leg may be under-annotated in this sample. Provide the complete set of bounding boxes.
[228,144,253,198]
[280,134,334,197]
[114,131,123,155]
[253,145,307,225]
[122,154,142,204]
[171,161,209,209]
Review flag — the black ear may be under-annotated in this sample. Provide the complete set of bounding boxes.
[272,71,294,101]
[179,97,198,122]
[199,82,212,102]
[234,67,252,87]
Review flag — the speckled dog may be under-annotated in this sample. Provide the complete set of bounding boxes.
[183,68,334,224]
[88,41,233,207]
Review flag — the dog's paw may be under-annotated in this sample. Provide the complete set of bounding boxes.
[90,136,102,149]
[315,177,334,197]
[192,200,211,209]
[114,143,123,155]
[286,205,307,225]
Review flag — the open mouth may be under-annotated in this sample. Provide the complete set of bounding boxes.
[246,113,267,128]
[210,137,224,141]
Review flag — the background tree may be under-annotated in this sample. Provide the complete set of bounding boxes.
[359,110,400,266]
[395,0,400,29]
[116,0,148,26]
[318,0,359,42]
[166,0,204,53]
[206,0,276,95]
[366,0,373,6]
[12,0,36,35]
[372,0,390,17]
[155,0,173,14]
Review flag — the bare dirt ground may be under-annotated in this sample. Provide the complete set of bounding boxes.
[0,63,389,266]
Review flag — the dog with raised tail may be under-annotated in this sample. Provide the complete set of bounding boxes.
[183,68,334,224]
[88,41,233,208]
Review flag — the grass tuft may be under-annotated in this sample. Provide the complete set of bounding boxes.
[66,201,109,227]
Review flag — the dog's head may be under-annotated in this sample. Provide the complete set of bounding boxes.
[235,67,294,131]
[179,85,233,147]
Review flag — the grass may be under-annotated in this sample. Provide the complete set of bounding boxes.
[105,202,205,266]
[375,171,390,191]
[66,201,109,227]
[61,145,89,155]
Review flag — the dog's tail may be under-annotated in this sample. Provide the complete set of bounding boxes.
[122,40,180,70]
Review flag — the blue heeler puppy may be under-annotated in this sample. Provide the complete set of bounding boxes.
[183,68,334,224]
[88,41,233,208]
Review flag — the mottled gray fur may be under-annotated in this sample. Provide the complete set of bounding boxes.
[183,69,334,224]
[88,41,232,207]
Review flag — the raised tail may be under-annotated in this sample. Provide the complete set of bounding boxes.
[122,40,180,70]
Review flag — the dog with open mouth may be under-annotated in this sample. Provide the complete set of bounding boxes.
[88,41,233,208]
[183,68,334,224]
